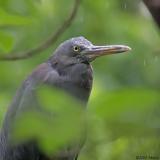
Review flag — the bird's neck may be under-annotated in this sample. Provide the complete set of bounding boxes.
[48,57,93,103]
[48,55,79,68]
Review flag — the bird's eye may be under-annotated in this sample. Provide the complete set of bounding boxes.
[73,46,80,52]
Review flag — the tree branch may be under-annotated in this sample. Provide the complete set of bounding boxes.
[143,0,160,28]
[0,0,81,61]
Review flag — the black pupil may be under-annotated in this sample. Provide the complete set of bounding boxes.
[75,47,78,51]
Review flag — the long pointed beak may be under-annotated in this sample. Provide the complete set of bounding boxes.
[82,45,131,61]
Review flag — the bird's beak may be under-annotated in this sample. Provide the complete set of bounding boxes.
[82,45,131,61]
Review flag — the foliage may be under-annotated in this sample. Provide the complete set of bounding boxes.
[12,86,85,155]
[0,0,160,159]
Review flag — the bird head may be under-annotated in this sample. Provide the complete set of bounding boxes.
[52,36,131,65]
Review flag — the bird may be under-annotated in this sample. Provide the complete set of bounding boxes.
[0,36,131,160]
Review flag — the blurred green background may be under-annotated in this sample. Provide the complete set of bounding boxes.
[0,0,160,159]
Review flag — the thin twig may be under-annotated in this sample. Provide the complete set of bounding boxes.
[0,0,81,61]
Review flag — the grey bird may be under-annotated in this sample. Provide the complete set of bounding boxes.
[0,36,131,160]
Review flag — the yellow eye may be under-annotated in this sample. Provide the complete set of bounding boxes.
[73,46,80,52]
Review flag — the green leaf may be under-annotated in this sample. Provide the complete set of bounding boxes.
[0,8,33,26]
[12,87,86,155]
[0,31,14,52]
[89,88,160,136]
